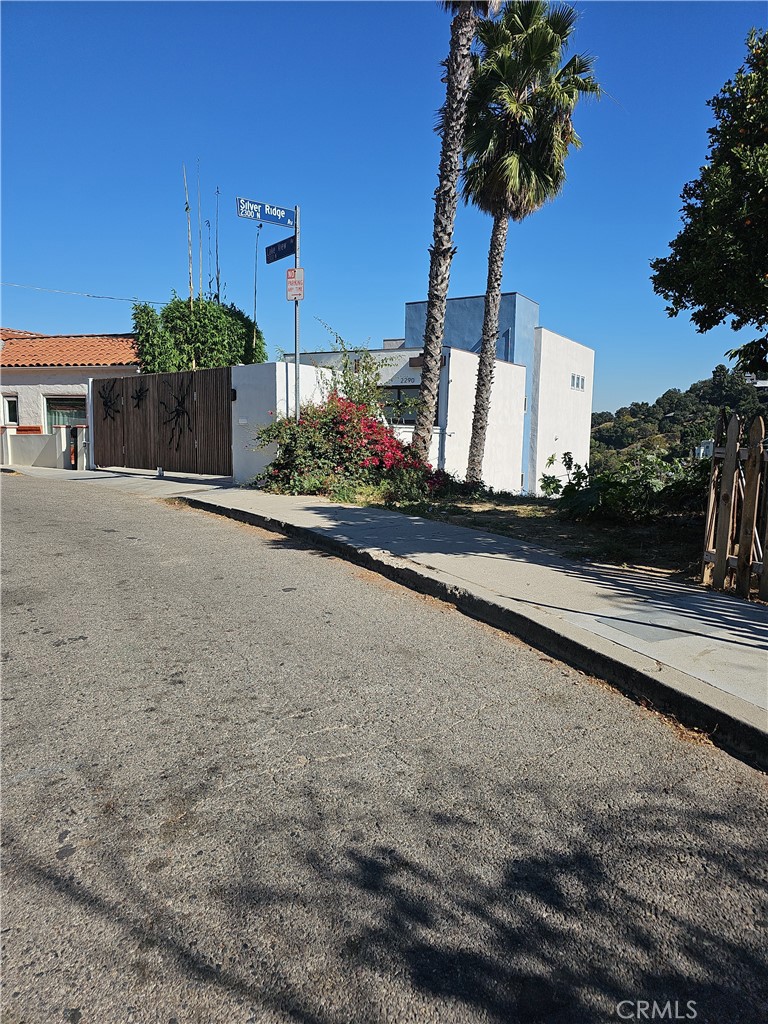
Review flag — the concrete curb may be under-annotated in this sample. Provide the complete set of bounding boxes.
[178,495,768,773]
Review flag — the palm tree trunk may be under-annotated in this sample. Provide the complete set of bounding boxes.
[412,2,478,461]
[466,212,508,485]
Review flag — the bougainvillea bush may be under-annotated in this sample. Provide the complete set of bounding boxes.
[255,392,446,502]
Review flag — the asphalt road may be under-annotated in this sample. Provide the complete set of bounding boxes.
[2,473,766,1024]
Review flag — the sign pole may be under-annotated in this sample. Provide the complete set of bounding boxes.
[294,204,301,423]
[236,197,301,419]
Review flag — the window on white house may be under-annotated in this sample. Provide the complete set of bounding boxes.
[4,396,18,424]
[45,397,87,433]
[381,386,423,425]
[571,374,586,391]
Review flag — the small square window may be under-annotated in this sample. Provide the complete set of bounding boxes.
[4,396,18,424]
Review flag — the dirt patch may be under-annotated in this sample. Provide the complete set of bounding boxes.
[386,497,703,578]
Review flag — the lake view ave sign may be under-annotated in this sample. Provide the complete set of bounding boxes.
[286,268,304,301]
[236,197,295,228]
[266,235,297,264]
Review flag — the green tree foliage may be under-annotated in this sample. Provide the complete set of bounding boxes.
[650,29,768,373]
[132,297,266,374]
[589,364,767,472]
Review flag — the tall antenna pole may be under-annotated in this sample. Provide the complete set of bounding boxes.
[215,186,221,303]
[182,164,193,312]
[205,220,212,296]
[197,159,203,299]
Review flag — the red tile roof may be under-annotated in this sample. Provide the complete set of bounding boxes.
[0,331,139,368]
[0,328,49,341]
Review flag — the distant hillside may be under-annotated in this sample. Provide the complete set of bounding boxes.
[590,365,767,472]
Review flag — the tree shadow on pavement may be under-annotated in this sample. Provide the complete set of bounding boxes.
[4,767,767,1024]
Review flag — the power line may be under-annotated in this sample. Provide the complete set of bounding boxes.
[1,282,165,306]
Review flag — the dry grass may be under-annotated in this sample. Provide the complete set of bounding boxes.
[385,495,704,579]
[163,491,702,579]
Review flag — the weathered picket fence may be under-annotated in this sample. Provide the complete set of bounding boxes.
[702,412,768,598]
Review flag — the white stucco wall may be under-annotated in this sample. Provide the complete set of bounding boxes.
[442,347,526,492]
[296,348,419,390]
[531,327,594,493]
[2,425,89,469]
[231,362,330,485]
[391,426,442,468]
[5,428,64,467]
[0,365,139,429]
[481,357,526,493]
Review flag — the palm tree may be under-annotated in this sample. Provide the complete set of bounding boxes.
[412,1,500,462]
[462,0,599,485]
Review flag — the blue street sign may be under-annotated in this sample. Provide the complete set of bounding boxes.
[265,235,297,265]
[236,196,295,228]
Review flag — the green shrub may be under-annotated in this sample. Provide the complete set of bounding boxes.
[382,463,434,503]
[546,450,708,523]
[255,392,439,499]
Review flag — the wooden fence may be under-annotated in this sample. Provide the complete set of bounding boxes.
[702,412,768,599]
[92,366,233,477]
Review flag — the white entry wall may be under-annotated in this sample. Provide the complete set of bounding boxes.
[231,362,330,484]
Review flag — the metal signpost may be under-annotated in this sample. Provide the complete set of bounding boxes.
[291,207,301,422]
[237,197,302,421]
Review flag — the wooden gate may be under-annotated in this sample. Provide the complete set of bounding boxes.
[702,412,768,599]
[92,367,233,476]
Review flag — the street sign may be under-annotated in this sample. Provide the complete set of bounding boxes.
[265,234,297,265]
[286,267,304,301]
[236,196,295,228]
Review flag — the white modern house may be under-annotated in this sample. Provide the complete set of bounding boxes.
[2,292,594,493]
[293,292,594,494]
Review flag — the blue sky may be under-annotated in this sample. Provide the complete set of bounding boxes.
[2,1,764,411]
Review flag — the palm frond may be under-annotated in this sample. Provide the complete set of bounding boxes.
[460,0,600,220]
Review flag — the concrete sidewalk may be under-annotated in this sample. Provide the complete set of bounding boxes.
[5,465,767,766]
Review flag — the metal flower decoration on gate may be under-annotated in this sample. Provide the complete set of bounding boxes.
[98,380,121,421]
[160,382,193,452]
